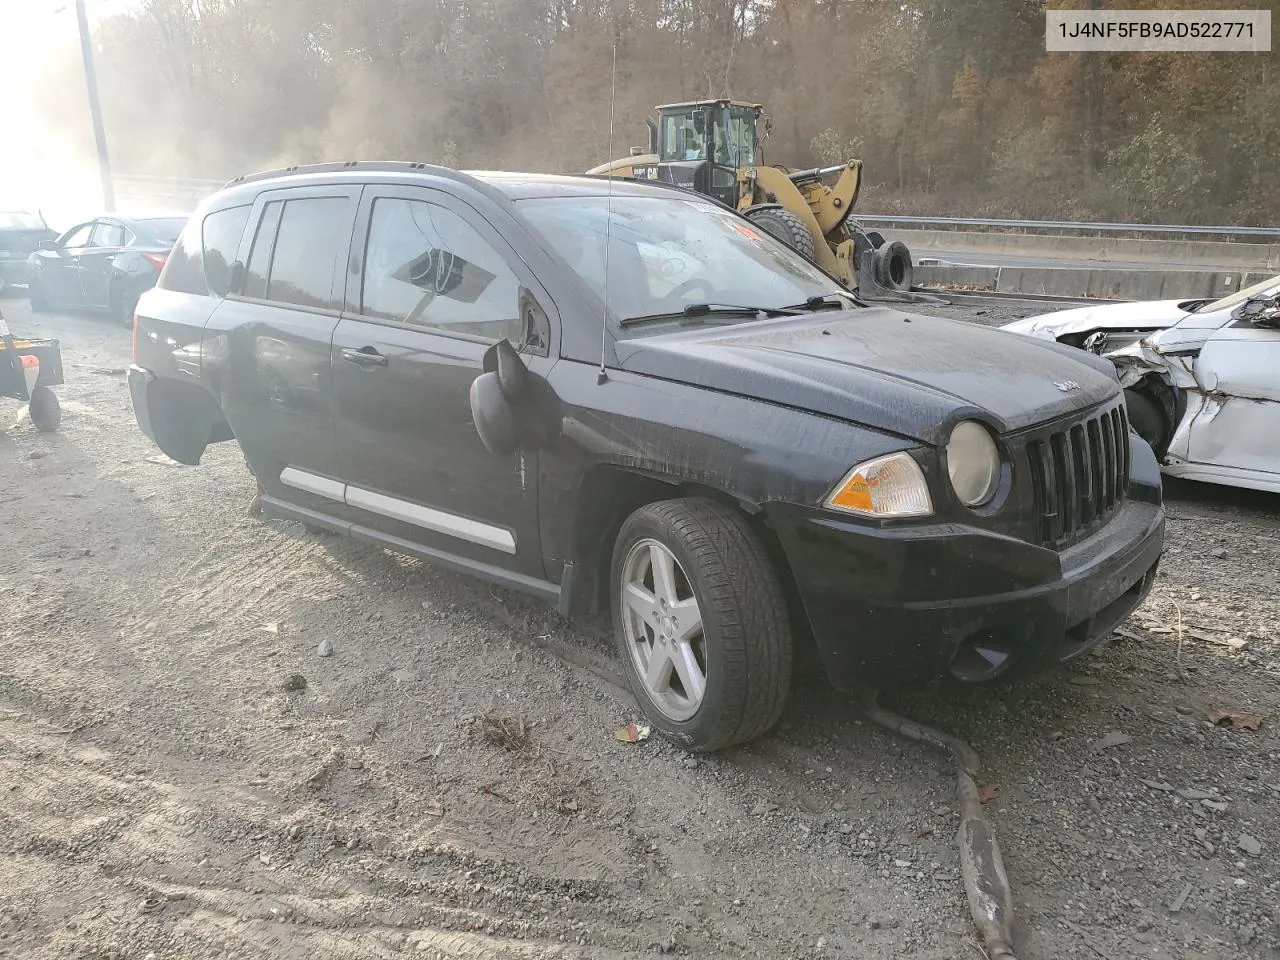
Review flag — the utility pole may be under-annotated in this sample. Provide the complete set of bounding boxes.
[74,0,115,211]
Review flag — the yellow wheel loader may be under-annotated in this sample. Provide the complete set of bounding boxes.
[587,99,919,300]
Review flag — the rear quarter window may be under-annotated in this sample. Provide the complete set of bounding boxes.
[202,206,251,297]
[156,205,252,297]
[156,218,206,295]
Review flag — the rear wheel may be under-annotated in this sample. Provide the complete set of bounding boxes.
[745,208,816,261]
[611,498,792,752]
[29,385,61,432]
[110,282,139,328]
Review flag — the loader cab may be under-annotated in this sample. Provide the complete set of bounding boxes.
[653,100,763,209]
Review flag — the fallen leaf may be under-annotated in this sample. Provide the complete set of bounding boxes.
[915,825,934,838]
[977,784,999,804]
[1089,731,1133,753]
[1207,707,1262,731]
[614,722,651,743]
[1112,626,1143,642]
[423,801,444,817]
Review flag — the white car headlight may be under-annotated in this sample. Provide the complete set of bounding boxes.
[946,420,1000,507]
[824,451,933,519]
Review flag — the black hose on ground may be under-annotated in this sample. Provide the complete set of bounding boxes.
[859,690,1019,960]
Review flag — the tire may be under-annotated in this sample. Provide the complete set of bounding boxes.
[872,240,913,292]
[29,385,61,432]
[745,208,817,261]
[110,282,139,328]
[610,497,792,752]
[1124,388,1169,457]
[29,277,49,313]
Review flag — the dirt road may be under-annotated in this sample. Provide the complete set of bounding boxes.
[1,295,1276,959]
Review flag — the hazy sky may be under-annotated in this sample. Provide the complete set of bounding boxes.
[0,0,137,219]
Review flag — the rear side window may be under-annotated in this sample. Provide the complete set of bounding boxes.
[202,206,251,297]
[157,218,206,295]
[265,197,352,311]
[242,202,283,300]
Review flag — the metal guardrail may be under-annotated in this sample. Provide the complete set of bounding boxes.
[109,174,1280,241]
[856,214,1280,240]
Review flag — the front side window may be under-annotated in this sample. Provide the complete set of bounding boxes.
[60,224,93,250]
[361,197,523,343]
[138,218,188,246]
[518,195,848,331]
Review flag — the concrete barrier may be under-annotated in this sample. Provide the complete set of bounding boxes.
[915,264,1273,301]
[898,228,1280,271]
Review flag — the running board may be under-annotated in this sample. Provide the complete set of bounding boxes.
[258,495,563,606]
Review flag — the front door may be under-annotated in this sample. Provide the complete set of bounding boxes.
[1185,317,1280,479]
[79,219,129,308]
[40,222,93,305]
[203,185,361,516]
[330,186,555,580]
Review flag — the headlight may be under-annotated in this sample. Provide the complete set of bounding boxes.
[946,420,1000,507]
[825,451,932,518]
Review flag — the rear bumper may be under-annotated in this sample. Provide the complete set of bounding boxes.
[769,494,1164,692]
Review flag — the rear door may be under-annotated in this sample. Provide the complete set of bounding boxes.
[330,185,555,579]
[1185,315,1280,479]
[204,185,361,514]
[79,219,130,307]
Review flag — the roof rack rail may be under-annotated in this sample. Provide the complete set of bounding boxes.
[221,160,486,192]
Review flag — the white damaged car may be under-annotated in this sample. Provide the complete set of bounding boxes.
[1003,275,1280,494]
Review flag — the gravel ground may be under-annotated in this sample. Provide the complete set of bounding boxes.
[1,294,1277,960]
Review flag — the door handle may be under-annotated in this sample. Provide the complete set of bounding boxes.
[340,346,388,367]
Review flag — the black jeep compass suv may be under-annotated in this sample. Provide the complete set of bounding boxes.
[128,161,1164,751]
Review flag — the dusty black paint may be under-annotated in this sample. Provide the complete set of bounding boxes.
[127,164,1165,692]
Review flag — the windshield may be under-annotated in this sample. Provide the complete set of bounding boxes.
[713,107,757,168]
[139,217,188,245]
[0,211,46,230]
[517,195,850,329]
[1197,273,1280,314]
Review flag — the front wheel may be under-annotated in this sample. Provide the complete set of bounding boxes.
[1125,388,1171,457]
[29,276,49,313]
[611,498,792,752]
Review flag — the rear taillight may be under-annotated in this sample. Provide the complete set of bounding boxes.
[143,253,168,271]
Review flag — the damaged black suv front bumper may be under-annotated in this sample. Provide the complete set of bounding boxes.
[767,442,1165,692]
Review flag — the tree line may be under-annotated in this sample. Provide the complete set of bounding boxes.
[33,0,1280,224]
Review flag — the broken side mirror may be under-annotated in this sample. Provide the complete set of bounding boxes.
[1234,295,1280,328]
[470,338,527,456]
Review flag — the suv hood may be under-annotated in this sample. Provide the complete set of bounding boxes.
[614,308,1120,445]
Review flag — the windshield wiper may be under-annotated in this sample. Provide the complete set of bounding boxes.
[619,302,803,328]
[782,293,858,312]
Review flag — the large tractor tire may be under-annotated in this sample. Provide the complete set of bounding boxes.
[872,240,914,293]
[745,208,816,261]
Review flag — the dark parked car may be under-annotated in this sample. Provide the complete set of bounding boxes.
[28,213,189,324]
[127,162,1165,751]
[0,210,57,290]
